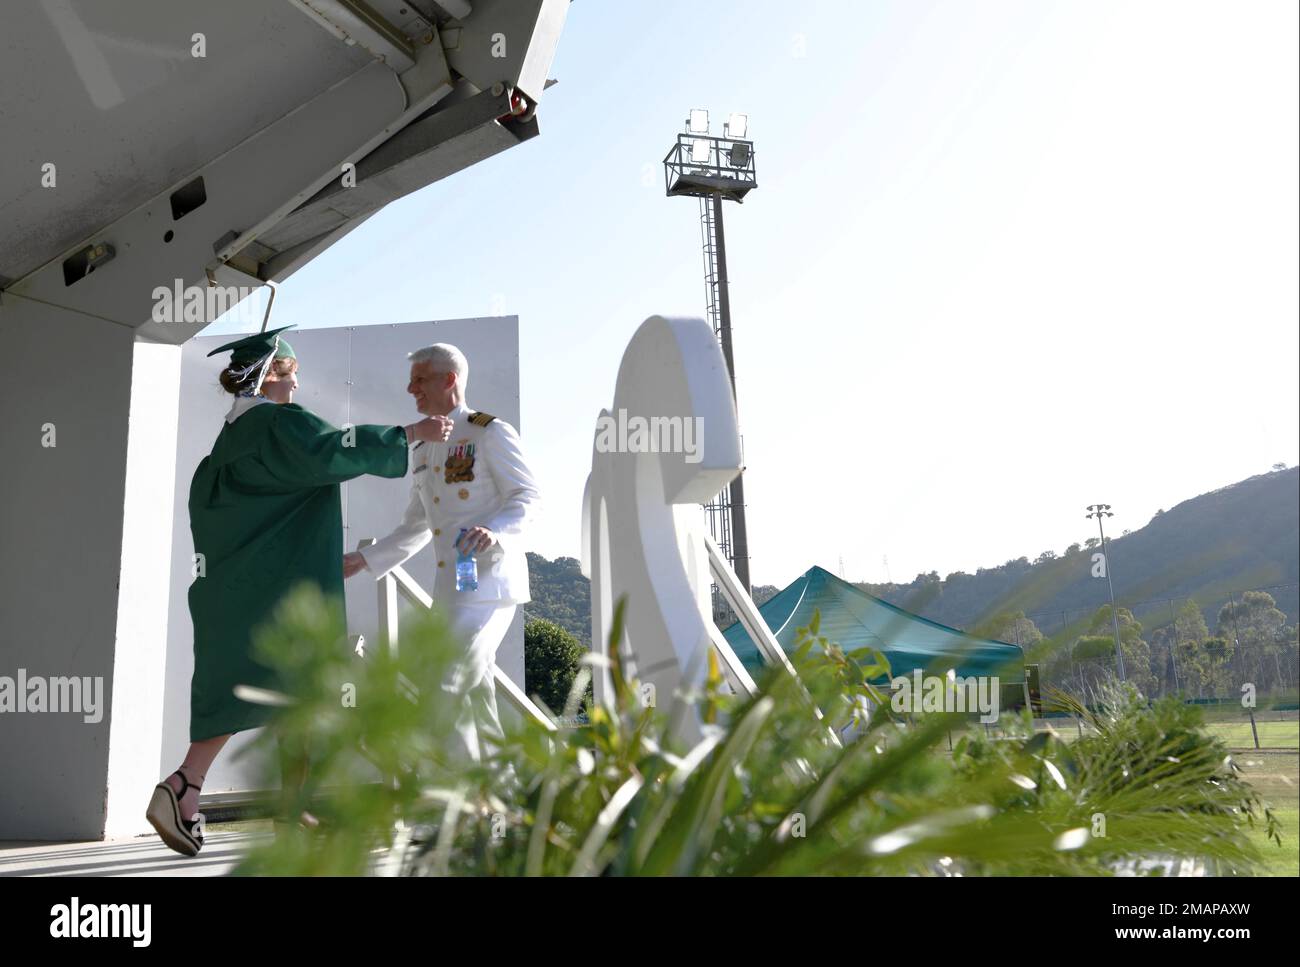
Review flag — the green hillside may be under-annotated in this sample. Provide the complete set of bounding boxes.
[523,553,592,645]
[862,466,1299,641]
[524,467,1298,649]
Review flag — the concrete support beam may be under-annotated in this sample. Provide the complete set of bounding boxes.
[0,295,180,840]
[104,341,182,838]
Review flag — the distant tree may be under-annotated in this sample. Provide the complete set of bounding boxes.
[1073,635,1116,663]
[1284,626,1300,692]
[1176,635,1235,698]
[1079,605,1156,697]
[1084,537,1101,551]
[1175,600,1210,642]
[1148,625,1177,696]
[1157,601,1210,697]
[1034,550,1057,565]
[1064,635,1121,699]
[1218,591,1287,644]
[1272,462,1287,472]
[524,618,589,715]
[1218,591,1290,693]
[1064,543,1082,556]
[974,610,1044,649]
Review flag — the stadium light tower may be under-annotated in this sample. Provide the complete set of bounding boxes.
[1086,503,1127,681]
[664,109,758,602]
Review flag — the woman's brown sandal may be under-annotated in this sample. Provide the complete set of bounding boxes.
[145,769,205,857]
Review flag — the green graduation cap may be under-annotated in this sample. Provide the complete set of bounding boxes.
[206,325,297,367]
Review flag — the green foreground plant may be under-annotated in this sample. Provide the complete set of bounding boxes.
[235,586,1281,876]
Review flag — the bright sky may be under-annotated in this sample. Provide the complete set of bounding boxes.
[205,0,1300,591]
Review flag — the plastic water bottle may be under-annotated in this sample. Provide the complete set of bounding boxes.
[455,529,478,592]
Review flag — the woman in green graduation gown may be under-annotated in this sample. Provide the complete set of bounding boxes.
[146,326,451,856]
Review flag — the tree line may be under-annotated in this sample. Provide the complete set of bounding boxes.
[980,590,1299,703]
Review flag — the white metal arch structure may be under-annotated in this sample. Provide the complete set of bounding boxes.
[581,316,795,743]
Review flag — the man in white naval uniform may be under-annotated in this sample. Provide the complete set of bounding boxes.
[343,343,540,762]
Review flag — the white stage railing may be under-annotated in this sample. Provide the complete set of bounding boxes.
[702,531,794,688]
[357,538,557,733]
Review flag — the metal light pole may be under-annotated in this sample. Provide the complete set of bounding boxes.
[664,110,758,600]
[1086,504,1126,681]
[710,189,751,592]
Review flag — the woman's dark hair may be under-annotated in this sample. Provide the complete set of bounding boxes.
[219,356,297,395]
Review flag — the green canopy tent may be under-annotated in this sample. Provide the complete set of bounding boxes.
[722,566,1026,688]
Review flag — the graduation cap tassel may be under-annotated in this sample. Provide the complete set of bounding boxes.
[250,337,280,395]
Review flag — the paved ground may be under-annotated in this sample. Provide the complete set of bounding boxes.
[0,828,267,877]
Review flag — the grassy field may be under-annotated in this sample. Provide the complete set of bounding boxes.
[1201,722,1294,753]
[1234,751,1299,877]
[1205,720,1299,749]
[1026,713,1299,750]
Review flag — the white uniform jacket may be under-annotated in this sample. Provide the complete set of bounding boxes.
[359,402,540,605]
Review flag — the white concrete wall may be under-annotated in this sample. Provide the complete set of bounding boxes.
[0,294,179,841]
[162,317,524,795]
[104,341,182,838]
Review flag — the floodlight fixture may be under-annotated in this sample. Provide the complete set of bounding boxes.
[724,112,748,138]
[688,108,709,134]
[690,137,712,165]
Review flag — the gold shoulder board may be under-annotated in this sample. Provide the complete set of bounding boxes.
[468,411,496,427]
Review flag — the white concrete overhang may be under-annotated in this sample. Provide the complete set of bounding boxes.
[0,0,568,343]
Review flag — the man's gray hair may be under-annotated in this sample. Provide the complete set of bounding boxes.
[408,343,468,392]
